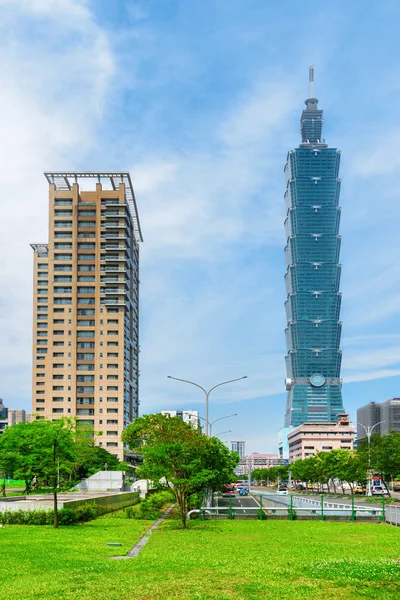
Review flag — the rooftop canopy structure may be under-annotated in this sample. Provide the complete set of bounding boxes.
[43,172,143,243]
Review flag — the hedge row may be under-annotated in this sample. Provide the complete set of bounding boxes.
[0,492,140,525]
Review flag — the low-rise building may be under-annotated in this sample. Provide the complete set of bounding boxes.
[288,414,355,462]
[235,453,286,475]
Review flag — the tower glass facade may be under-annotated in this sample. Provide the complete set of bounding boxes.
[284,78,344,427]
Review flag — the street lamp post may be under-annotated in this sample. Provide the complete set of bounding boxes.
[167,375,247,436]
[213,430,232,438]
[196,414,238,437]
[357,421,386,496]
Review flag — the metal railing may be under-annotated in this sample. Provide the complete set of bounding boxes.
[202,493,386,521]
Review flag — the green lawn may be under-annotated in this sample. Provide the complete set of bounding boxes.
[0,518,400,599]
[3,479,25,488]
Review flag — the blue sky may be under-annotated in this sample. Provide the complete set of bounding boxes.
[1,0,400,452]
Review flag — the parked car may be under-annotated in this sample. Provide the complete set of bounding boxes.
[239,487,249,496]
[352,486,365,495]
[277,488,289,496]
[371,486,388,496]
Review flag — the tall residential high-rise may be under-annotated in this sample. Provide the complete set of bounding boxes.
[284,68,344,427]
[357,398,400,440]
[31,172,142,460]
[357,401,381,441]
[231,441,246,458]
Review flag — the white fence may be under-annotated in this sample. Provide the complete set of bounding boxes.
[385,505,400,526]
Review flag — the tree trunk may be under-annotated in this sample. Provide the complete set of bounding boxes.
[53,477,58,529]
[1,478,5,497]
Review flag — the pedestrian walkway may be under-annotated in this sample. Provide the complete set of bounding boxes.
[110,504,175,560]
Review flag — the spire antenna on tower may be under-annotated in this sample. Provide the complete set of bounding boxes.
[309,65,314,98]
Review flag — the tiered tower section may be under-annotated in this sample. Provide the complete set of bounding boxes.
[284,68,344,427]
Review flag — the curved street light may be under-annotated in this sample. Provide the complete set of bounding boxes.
[196,413,238,437]
[213,430,232,438]
[357,421,386,496]
[167,375,246,436]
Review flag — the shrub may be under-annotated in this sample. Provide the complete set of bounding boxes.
[0,510,53,525]
[126,490,174,520]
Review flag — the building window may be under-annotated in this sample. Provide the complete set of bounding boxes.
[106,442,118,447]
[52,408,64,414]
[54,243,72,249]
[54,221,72,228]
[78,243,96,249]
[54,209,72,216]
[54,265,72,272]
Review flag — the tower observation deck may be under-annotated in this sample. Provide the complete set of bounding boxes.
[283,67,344,427]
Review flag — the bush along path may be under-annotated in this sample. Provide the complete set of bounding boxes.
[110,504,175,560]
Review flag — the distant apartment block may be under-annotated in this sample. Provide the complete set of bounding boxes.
[357,398,400,440]
[288,414,355,462]
[31,173,142,460]
[0,399,32,434]
[0,398,7,435]
[161,409,199,428]
[231,441,246,458]
[7,409,32,426]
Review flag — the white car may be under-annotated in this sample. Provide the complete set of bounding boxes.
[277,488,289,496]
[371,486,388,495]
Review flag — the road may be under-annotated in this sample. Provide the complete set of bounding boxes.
[217,493,259,516]
[216,493,290,517]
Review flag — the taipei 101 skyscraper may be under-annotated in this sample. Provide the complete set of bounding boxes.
[284,67,344,427]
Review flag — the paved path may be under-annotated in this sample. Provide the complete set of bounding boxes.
[110,504,175,560]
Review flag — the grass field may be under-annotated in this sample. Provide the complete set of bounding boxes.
[0,517,400,599]
[3,479,25,488]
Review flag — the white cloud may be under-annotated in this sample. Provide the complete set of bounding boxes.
[0,0,114,406]
[344,369,400,384]
[133,81,295,261]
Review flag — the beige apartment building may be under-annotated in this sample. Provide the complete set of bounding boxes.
[288,414,355,462]
[31,172,142,460]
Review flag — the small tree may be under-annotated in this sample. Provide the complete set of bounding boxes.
[122,414,239,528]
[0,422,38,493]
[34,419,75,528]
